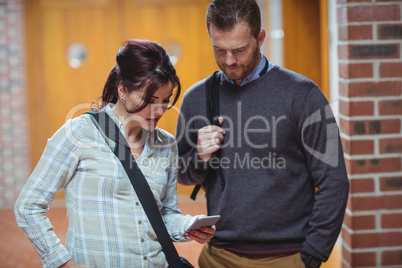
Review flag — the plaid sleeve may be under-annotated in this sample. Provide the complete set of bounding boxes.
[14,117,83,267]
[160,141,198,242]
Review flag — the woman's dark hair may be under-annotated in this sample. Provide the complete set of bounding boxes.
[95,39,181,112]
[206,0,261,39]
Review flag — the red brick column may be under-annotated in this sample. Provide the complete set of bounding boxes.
[338,0,402,267]
[0,0,30,207]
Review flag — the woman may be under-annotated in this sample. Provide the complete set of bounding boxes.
[15,40,214,268]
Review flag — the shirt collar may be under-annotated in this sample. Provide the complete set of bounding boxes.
[221,52,272,87]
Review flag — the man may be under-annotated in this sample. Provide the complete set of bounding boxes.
[175,0,349,267]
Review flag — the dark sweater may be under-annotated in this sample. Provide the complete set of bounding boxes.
[175,66,349,262]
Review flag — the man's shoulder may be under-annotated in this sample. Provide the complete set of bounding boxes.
[273,66,317,87]
[180,74,215,107]
[184,76,209,97]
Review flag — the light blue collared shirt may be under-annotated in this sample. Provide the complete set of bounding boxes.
[14,104,197,268]
[221,52,274,87]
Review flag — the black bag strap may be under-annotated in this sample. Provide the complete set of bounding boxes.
[190,71,224,200]
[87,110,187,268]
[206,71,221,126]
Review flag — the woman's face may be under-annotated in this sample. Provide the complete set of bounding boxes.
[120,82,174,131]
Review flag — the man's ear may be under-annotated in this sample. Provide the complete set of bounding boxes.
[257,29,266,48]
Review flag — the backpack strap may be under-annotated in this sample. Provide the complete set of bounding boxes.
[190,71,223,200]
[206,71,221,126]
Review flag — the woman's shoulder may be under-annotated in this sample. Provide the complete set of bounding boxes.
[63,113,95,132]
[43,113,97,154]
[55,113,98,141]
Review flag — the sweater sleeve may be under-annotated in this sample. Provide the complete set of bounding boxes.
[14,118,83,267]
[293,86,349,262]
[175,88,209,186]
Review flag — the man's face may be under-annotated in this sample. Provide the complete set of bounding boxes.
[209,21,265,86]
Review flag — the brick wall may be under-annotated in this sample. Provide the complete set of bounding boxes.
[0,0,30,207]
[338,0,402,267]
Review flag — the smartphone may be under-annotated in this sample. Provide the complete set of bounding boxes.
[182,215,221,237]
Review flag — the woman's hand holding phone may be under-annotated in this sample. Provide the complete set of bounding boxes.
[183,215,220,244]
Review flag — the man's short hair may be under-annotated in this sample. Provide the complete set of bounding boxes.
[206,0,261,39]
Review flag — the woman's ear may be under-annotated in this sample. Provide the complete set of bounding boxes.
[117,83,125,101]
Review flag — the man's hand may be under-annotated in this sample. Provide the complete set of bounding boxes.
[197,117,225,162]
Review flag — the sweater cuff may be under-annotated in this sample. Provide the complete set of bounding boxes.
[193,151,210,172]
